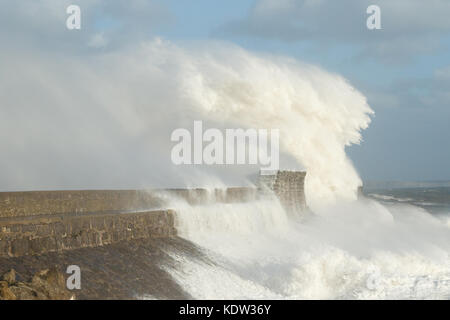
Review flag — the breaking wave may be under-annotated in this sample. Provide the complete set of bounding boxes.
[165,196,450,299]
[146,39,373,209]
[141,41,448,299]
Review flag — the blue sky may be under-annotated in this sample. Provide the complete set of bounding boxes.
[1,0,450,183]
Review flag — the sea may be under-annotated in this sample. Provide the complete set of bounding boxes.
[364,184,450,218]
[138,184,450,300]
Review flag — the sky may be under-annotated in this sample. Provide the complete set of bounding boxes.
[0,0,449,186]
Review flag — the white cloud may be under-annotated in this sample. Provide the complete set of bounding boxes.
[88,32,108,48]
[435,66,450,80]
[218,0,450,62]
[0,0,172,53]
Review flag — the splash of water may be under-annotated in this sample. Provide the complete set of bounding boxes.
[145,39,373,208]
[146,41,448,299]
[1,39,372,204]
[166,195,450,299]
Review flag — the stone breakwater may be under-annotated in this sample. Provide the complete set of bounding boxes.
[259,171,307,213]
[0,171,306,258]
[0,188,257,219]
[0,210,176,258]
[0,171,306,299]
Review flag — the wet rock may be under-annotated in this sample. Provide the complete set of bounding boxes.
[9,283,40,300]
[2,269,16,285]
[30,267,72,300]
[0,286,16,300]
[0,237,196,299]
[0,267,72,300]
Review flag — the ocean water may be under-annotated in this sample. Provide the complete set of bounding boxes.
[156,190,450,300]
[366,186,450,218]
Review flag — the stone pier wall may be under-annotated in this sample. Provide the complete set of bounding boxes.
[0,171,307,258]
[0,187,259,257]
[259,171,307,213]
[0,190,163,218]
[0,210,176,258]
[0,188,257,219]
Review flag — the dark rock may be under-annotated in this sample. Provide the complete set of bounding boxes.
[30,267,73,300]
[2,269,16,284]
[0,267,73,300]
[0,286,16,300]
[9,283,40,300]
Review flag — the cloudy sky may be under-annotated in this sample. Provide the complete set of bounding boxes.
[1,0,449,187]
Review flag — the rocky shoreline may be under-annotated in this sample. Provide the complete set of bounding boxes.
[0,267,72,300]
[0,237,206,299]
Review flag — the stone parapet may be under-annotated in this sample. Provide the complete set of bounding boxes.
[0,210,175,257]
